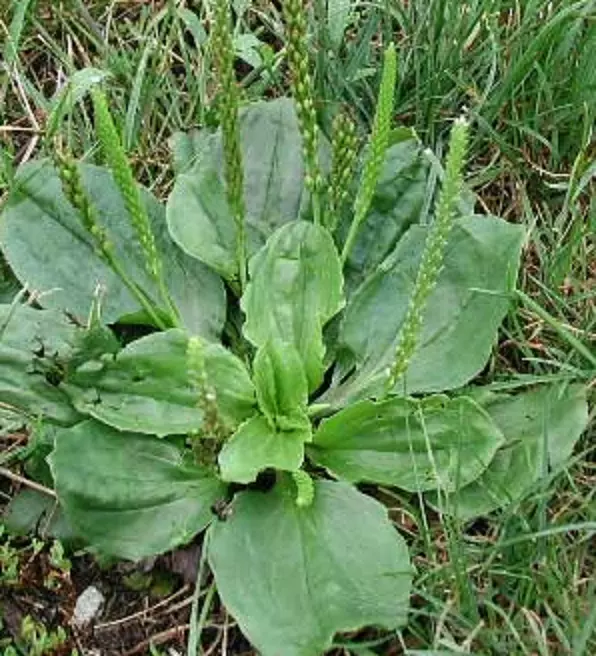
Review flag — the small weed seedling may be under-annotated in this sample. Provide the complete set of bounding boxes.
[0,526,20,585]
[0,615,73,656]
[0,0,590,654]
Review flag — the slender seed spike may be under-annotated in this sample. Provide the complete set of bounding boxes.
[54,147,168,330]
[282,0,323,224]
[187,337,227,444]
[386,117,470,393]
[341,43,397,263]
[327,110,359,232]
[92,90,159,279]
[91,89,178,324]
[54,150,112,257]
[211,0,247,291]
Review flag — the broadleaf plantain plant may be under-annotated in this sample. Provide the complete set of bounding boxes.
[0,1,590,654]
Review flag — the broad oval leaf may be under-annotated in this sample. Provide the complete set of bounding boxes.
[311,396,504,492]
[63,329,256,436]
[167,98,321,280]
[209,478,411,656]
[170,128,212,175]
[50,420,226,560]
[242,221,344,392]
[3,489,77,544]
[325,216,524,407]
[218,415,311,484]
[428,383,589,519]
[0,160,226,338]
[0,303,80,424]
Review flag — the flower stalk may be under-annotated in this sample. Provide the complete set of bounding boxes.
[385,117,470,392]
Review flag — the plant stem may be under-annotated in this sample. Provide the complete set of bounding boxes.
[108,257,168,330]
[312,189,322,226]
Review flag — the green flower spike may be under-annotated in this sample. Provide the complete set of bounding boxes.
[282,0,323,224]
[187,336,225,440]
[54,147,166,329]
[341,43,397,264]
[91,89,178,326]
[211,0,247,291]
[386,116,470,392]
[187,336,227,467]
[327,110,359,232]
[55,150,111,255]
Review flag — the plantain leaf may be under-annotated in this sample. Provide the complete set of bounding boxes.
[209,478,411,656]
[327,0,354,49]
[50,420,226,560]
[218,415,310,484]
[311,395,504,492]
[63,329,256,437]
[427,384,590,519]
[0,260,20,303]
[0,160,226,338]
[170,128,212,175]
[242,221,344,392]
[166,98,327,280]
[252,339,309,431]
[324,215,524,407]
[0,303,80,424]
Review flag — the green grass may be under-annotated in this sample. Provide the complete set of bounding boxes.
[317,1,596,166]
[1,0,594,654]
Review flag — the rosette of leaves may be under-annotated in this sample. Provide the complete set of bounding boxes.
[0,51,591,656]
